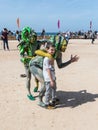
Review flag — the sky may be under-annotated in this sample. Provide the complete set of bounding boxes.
[0,0,98,32]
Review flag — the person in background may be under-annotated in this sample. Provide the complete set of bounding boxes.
[16,30,21,42]
[1,28,9,50]
[91,32,95,44]
[41,29,45,39]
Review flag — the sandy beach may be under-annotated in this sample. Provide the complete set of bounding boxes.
[0,39,98,130]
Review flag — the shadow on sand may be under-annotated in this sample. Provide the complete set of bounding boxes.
[56,90,98,108]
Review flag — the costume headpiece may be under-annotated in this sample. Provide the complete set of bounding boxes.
[49,33,67,52]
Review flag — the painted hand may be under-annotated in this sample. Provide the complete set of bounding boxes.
[70,55,79,63]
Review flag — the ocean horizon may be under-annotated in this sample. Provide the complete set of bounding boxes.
[37,32,58,36]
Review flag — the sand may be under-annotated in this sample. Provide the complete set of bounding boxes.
[0,39,98,130]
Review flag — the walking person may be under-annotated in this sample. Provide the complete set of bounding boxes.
[41,29,45,39]
[1,28,9,50]
[91,33,95,44]
[16,30,21,42]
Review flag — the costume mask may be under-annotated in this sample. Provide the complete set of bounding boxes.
[49,34,67,52]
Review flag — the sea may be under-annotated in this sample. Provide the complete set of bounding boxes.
[37,32,58,36]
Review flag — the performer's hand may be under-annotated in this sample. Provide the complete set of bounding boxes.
[70,55,79,63]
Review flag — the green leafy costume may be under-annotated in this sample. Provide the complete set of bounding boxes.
[18,27,40,100]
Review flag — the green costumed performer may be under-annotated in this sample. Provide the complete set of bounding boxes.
[17,26,40,100]
[29,33,79,107]
[29,41,53,106]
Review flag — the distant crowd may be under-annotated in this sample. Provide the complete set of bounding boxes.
[0,28,98,40]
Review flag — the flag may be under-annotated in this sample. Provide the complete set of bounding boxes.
[17,17,20,28]
[57,19,60,29]
[90,21,92,30]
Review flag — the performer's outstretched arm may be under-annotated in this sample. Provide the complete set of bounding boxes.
[56,53,79,68]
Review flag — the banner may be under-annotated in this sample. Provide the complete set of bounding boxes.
[57,19,60,29]
[17,17,20,28]
[90,21,92,30]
